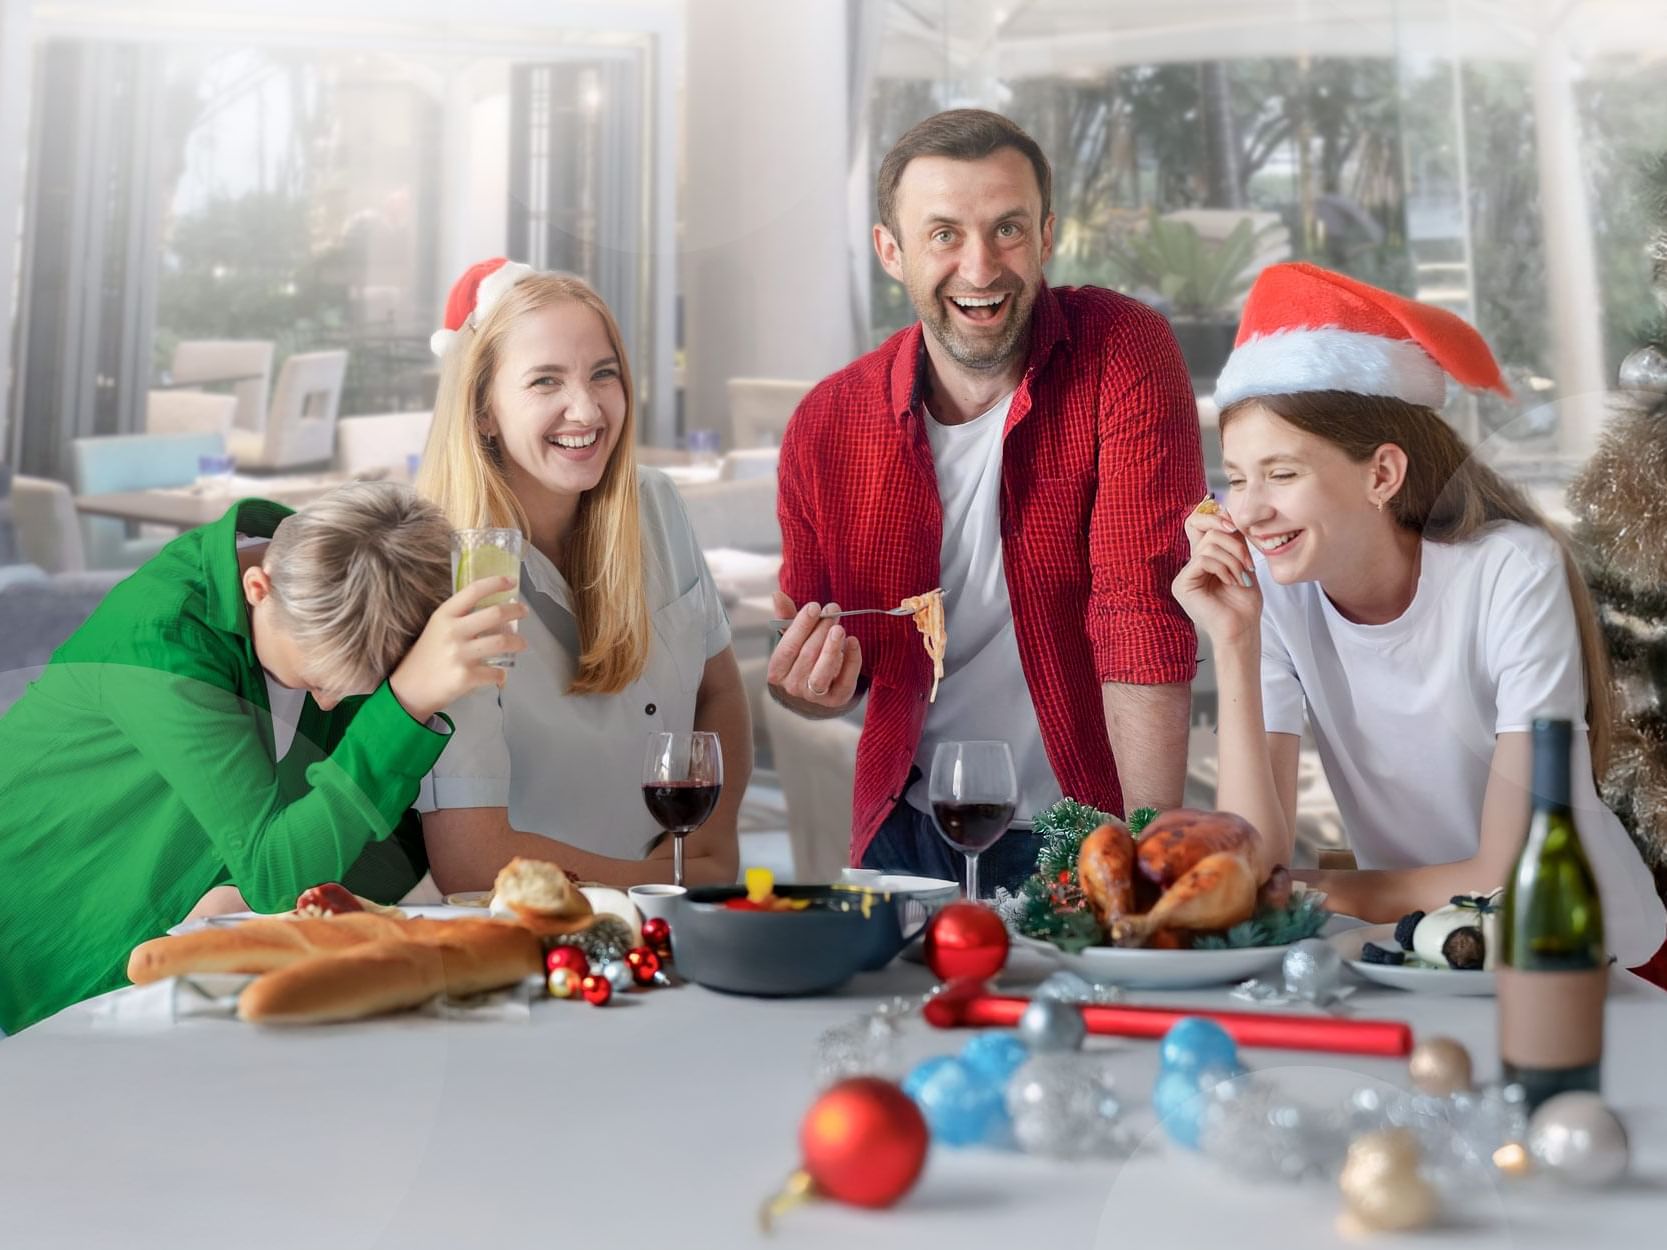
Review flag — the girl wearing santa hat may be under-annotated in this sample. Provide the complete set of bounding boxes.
[412,259,748,891]
[1173,262,1665,966]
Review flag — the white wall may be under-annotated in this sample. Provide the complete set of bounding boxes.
[437,61,512,296]
[682,0,855,448]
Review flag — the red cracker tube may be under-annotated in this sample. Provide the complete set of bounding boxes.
[923,982,1412,1058]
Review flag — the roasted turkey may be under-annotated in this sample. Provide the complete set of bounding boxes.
[1077,808,1290,948]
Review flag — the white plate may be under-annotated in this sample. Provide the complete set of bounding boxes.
[1330,922,1496,996]
[872,875,960,905]
[1012,933,1287,989]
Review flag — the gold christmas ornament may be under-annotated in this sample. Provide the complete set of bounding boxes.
[1492,1142,1532,1177]
[1338,1129,1438,1232]
[1407,1036,1474,1097]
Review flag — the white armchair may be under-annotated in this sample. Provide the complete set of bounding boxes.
[228,350,348,471]
[145,391,237,438]
[726,378,814,449]
[335,410,433,475]
[169,340,274,435]
[762,694,864,883]
[10,476,86,573]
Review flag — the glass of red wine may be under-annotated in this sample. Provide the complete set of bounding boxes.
[642,730,723,887]
[928,740,1017,904]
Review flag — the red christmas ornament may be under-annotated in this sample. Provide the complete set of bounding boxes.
[545,946,590,978]
[625,946,662,986]
[922,902,1009,983]
[641,916,672,957]
[580,973,613,1006]
[759,1077,928,1228]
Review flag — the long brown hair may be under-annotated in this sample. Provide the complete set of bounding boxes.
[417,273,650,695]
[1221,390,1614,775]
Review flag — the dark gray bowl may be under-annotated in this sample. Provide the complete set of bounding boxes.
[670,884,926,996]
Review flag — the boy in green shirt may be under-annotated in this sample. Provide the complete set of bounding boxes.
[0,483,525,1031]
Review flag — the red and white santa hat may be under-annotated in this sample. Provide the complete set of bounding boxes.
[1212,262,1511,411]
[430,257,536,357]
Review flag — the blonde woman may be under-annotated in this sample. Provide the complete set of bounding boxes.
[416,260,748,890]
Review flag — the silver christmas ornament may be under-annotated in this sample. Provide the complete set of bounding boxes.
[1033,969,1121,1004]
[1199,1073,1346,1182]
[1620,344,1667,394]
[601,959,635,992]
[1526,1092,1630,1188]
[1005,1054,1126,1158]
[812,1013,902,1087]
[1016,997,1086,1053]
[1281,937,1344,1001]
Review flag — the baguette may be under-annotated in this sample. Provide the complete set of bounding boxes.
[237,926,542,1024]
[127,914,534,985]
[127,912,408,984]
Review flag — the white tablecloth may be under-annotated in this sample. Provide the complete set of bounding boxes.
[2,951,1662,1250]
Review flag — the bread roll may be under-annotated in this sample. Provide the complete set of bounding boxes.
[237,925,542,1024]
[127,912,407,984]
[493,856,594,934]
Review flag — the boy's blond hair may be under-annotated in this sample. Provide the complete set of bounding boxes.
[263,481,452,695]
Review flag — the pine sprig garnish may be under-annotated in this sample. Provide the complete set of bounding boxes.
[1015,798,1118,948]
[1192,890,1330,949]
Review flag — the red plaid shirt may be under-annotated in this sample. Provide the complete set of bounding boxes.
[778,284,1204,865]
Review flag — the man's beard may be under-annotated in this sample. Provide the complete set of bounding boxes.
[916,281,1035,372]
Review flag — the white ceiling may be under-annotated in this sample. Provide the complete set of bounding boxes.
[877,0,1667,78]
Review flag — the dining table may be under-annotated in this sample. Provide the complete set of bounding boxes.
[1,943,1662,1250]
[74,472,361,530]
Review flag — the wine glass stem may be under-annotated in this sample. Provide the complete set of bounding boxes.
[965,852,980,903]
[673,832,687,888]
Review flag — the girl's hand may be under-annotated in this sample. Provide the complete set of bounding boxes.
[1173,503,1262,647]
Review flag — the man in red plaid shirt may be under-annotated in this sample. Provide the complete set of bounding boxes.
[769,110,1204,894]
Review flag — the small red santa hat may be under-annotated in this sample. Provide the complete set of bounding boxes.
[1213,262,1511,411]
[430,257,536,357]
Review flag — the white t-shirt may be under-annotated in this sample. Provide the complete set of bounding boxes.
[905,392,1060,825]
[417,469,732,859]
[1256,521,1665,964]
[237,532,308,760]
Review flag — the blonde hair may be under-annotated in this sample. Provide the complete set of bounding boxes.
[264,481,452,695]
[1221,391,1615,775]
[417,272,649,694]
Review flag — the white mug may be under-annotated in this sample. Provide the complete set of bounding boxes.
[628,883,687,927]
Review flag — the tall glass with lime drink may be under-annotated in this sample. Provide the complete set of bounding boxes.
[452,528,524,668]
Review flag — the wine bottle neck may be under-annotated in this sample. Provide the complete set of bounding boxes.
[1530,720,1573,811]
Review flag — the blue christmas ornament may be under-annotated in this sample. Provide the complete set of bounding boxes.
[1152,1065,1236,1151]
[960,1032,1030,1085]
[1158,1017,1241,1077]
[903,1055,1007,1147]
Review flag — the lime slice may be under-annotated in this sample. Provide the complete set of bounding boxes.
[455,544,519,603]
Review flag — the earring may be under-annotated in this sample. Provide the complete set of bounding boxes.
[1376,499,1385,512]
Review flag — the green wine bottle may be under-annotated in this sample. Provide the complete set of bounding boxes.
[1497,718,1607,1111]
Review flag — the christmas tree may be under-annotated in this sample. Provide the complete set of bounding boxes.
[1566,150,1667,899]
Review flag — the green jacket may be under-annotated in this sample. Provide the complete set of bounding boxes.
[0,499,450,1031]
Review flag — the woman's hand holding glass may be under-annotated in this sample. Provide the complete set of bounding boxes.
[389,576,529,722]
[1172,503,1262,648]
